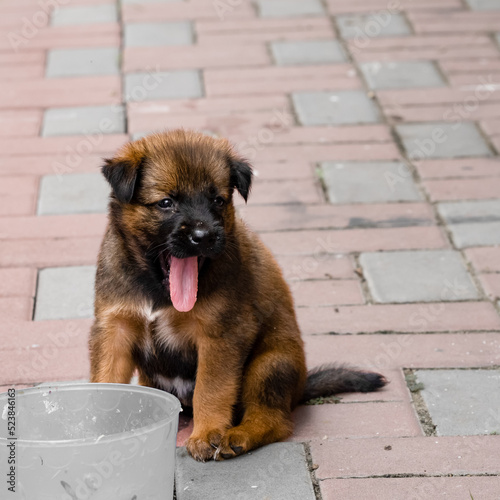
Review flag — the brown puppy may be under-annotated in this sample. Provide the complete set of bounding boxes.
[89,129,386,462]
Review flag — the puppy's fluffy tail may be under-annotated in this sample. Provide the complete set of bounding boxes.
[300,364,387,403]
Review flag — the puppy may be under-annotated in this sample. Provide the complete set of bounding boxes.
[89,129,386,462]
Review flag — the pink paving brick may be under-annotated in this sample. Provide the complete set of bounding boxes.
[465,247,500,273]
[204,64,361,96]
[260,226,447,255]
[351,44,500,63]
[304,333,500,370]
[248,161,315,181]
[0,214,107,240]
[276,254,357,281]
[409,10,500,34]
[440,59,500,74]
[236,178,323,205]
[0,297,33,321]
[297,301,500,335]
[196,17,332,34]
[477,273,500,302]
[481,118,500,136]
[238,203,435,232]
[326,0,461,13]
[129,110,296,140]
[0,237,101,267]
[0,134,127,157]
[291,401,422,441]
[252,143,401,163]
[232,124,393,146]
[0,23,120,51]
[415,158,500,179]
[0,76,122,108]
[123,44,270,72]
[311,435,500,479]
[0,268,36,297]
[320,477,500,500]
[0,175,38,216]
[0,110,42,137]
[0,318,92,352]
[291,279,365,307]
[0,346,89,385]
[197,26,334,44]
[447,72,500,87]
[122,1,255,22]
[383,103,500,123]
[129,94,289,115]
[423,178,500,201]
[0,51,45,66]
[377,87,500,107]
[0,153,107,176]
[0,63,45,79]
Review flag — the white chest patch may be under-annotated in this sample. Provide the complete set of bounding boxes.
[154,375,195,400]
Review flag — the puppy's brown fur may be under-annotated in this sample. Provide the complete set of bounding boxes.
[89,129,386,461]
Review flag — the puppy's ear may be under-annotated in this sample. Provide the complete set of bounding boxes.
[102,147,145,204]
[229,157,253,202]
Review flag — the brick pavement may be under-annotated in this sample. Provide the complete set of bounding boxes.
[1,0,500,498]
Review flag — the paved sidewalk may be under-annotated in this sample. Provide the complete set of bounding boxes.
[1,0,500,498]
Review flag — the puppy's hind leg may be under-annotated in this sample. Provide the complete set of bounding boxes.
[89,313,143,384]
[215,346,307,460]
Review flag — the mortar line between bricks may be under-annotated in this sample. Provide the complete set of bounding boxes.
[308,329,500,335]
[303,441,323,500]
[319,472,500,481]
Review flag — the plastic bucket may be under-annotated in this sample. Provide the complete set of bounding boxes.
[0,383,181,500]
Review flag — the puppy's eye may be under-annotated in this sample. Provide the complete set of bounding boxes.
[214,196,225,207]
[157,198,173,209]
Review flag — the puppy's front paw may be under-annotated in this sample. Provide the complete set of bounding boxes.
[186,430,223,462]
[214,428,250,460]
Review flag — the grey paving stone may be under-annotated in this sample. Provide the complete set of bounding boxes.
[271,40,346,65]
[438,199,500,224]
[292,90,381,126]
[124,70,203,101]
[257,0,324,18]
[124,22,193,47]
[51,5,117,26]
[46,48,120,78]
[360,61,445,89]
[321,161,422,203]
[447,221,500,248]
[466,0,500,10]
[395,122,492,159]
[175,443,316,500]
[439,199,500,258]
[37,173,109,215]
[336,13,411,39]
[34,266,96,320]
[416,369,500,435]
[359,250,479,303]
[42,105,125,137]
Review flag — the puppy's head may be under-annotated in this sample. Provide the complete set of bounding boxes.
[102,129,252,312]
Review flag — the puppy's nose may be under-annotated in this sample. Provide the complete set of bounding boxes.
[188,223,216,250]
[190,227,210,245]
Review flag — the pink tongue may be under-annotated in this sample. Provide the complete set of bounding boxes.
[169,256,198,312]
